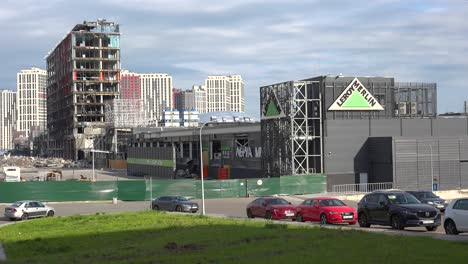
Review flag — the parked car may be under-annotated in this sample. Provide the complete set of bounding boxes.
[357,191,441,231]
[295,197,357,225]
[4,200,55,221]
[151,196,199,213]
[444,198,468,235]
[407,191,448,212]
[246,197,296,220]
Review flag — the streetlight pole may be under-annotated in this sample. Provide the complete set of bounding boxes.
[199,121,215,215]
[429,144,434,191]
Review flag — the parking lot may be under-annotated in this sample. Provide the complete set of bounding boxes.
[1,196,467,241]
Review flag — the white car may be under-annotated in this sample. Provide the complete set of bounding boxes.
[444,198,468,235]
[4,200,55,221]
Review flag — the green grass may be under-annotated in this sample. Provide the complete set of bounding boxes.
[0,212,467,264]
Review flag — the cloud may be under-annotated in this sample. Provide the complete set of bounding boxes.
[0,0,467,116]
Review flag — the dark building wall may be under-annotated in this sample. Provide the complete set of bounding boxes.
[393,137,468,191]
[127,147,174,178]
[324,118,468,188]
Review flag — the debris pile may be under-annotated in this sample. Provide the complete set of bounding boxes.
[0,155,90,169]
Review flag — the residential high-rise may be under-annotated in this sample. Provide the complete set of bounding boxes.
[46,19,120,159]
[16,67,47,136]
[120,70,140,99]
[185,85,207,113]
[140,73,173,123]
[173,88,183,111]
[0,89,16,150]
[229,75,244,112]
[205,75,244,113]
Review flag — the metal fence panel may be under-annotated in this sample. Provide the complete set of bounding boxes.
[117,181,146,201]
[0,181,118,203]
[280,174,327,194]
[246,178,280,197]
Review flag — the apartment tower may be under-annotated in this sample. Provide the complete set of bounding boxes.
[205,75,244,113]
[140,73,173,123]
[46,19,120,159]
[0,90,16,150]
[16,67,47,137]
[120,70,140,99]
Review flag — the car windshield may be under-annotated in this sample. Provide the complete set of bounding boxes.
[319,199,345,207]
[11,202,23,207]
[418,192,438,199]
[177,196,190,201]
[386,193,421,205]
[266,198,289,205]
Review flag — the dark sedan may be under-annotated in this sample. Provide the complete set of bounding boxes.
[151,196,199,213]
[407,191,448,212]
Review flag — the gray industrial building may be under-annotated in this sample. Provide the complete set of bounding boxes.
[128,75,468,191]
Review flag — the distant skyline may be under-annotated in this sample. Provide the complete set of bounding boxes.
[0,0,467,117]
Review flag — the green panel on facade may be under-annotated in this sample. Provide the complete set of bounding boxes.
[127,157,174,167]
[117,181,146,201]
[246,178,281,197]
[0,182,118,203]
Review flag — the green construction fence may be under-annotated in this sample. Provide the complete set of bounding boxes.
[0,174,326,203]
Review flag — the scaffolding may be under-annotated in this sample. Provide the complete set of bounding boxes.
[105,99,148,128]
[260,81,323,177]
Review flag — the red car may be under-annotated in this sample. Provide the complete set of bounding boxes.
[295,197,357,225]
[246,197,296,220]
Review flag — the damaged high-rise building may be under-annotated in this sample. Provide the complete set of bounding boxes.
[46,19,120,160]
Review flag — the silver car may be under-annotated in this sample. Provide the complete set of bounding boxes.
[4,200,55,221]
[152,196,199,213]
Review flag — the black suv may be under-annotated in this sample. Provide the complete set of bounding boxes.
[406,191,447,212]
[357,191,441,231]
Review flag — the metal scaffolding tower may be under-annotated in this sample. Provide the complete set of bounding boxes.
[105,99,148,128]
[260,80,323,177]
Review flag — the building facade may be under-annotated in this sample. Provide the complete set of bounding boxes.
[140,73,173,123]
[0,89,16,150]
[205,75,244,113]
[229,75,244,113]
[46,19,120,159]
[120,70,140,99]
[16,67,47,136]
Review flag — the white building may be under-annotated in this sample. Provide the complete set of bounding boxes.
[0,89,16,150]
[229,75,244,112]
[140,73,173,123]
[16,67,47,136]
[205,75,244,113]
[185,85,207,113]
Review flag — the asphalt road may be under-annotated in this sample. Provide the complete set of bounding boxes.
[1,197,467,241]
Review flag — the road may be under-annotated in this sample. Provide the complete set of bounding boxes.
[1,197,467,241]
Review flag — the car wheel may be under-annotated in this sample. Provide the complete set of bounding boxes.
[47,210,55,217]
[358,213,370,228]
[176,206,182,212]
[265,211,272,220]
[391,215,404,230]
[21,213,29,221]
[247,209,254,219]
[296,213,303,222]
[445,220,459,235]
[152,204,159,211]
[426,226,438,232]
[320,214,328,225]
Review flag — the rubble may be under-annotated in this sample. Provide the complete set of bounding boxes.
[0,155,90,169]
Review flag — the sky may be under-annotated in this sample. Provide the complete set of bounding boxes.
[0,0,467,117]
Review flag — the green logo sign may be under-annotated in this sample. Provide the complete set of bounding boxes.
[262,90,285,119]
[328,78,384,111]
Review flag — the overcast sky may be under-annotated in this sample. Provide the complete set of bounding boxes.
[1,0,467,117]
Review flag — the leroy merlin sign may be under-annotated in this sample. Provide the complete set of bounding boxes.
[328,78,384,111]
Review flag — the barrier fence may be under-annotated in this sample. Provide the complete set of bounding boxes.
[0,174,327,203]
[331,182,394,194]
